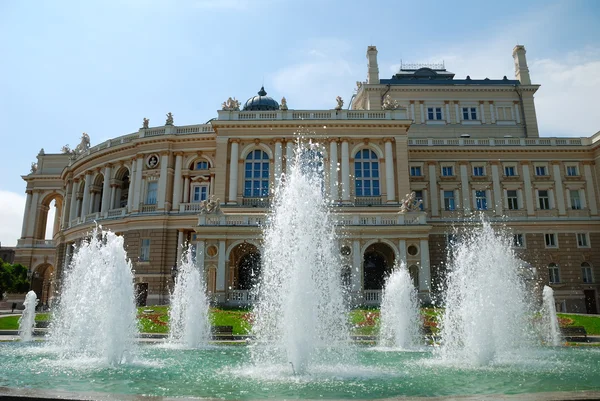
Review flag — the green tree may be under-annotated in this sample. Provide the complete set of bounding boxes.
[0,258,29,298]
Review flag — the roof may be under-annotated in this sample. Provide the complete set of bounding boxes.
[380,67,520,86]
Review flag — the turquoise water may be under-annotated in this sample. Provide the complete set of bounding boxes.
[1,343,599,399]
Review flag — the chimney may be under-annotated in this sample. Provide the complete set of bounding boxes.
[366,46,379,84]
[512,45,531,85]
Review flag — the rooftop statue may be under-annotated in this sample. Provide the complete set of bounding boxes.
[165,112,174,126]
[221,97,240,111]
[335,96,344,110]
[142,118,149,129]
[198,195,221,215]
[60,145,72,154]
[280,97,288,111]
[30,162,38,174]
[382,94,400,110]
[72,133,91,156]
[38,148,45,156]
[399,191,423,213]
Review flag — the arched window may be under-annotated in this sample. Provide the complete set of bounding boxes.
[581,262,593,284]
[548,263,560,284]
[244,150,270,197]
[354,149,380,197]
[194,160,209,170]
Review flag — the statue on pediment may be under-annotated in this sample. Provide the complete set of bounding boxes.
[399,191,422,213]
[165,112,174,126]
[61,144,71,154]
[335,96,344,110]
[143,118,149,129]
[382,94,400,110]
[221,97,240,111]
[280,97,288,111]
[30,162,38,174]
[199,195,221,215]
[71,133,91,157]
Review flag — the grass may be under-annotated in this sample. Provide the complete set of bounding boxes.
[557,313,600,335]
[0,314,49,330]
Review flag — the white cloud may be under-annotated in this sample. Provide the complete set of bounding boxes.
[0,190,26,247]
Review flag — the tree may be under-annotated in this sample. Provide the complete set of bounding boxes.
[0,258,29,299]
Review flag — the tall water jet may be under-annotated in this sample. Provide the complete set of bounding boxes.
[48,228,138,364]
[438,221,535,365]
[168,246,210,347]
[18,290,38,342]
[379,261,420,349]
[541,285,562,346]
[251,141,350,374]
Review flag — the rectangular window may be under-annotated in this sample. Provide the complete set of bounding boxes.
[545,233,557,248]
[475,190,487,210]
[538,190,550,210]
[192,185,208,202]
[140,238,150,262]
[548,264,560,284]
[146,181,158,205]
[444,190,455,211]
[582,264,593,284]
[462,107,478,120]
[410,166,422,177]
[442,166,454,177]
[504,166,516,177]
[414,190,424,210]
[507,190,519,210]
[576,233,589,248]
[512,234,524,248]
[566,165,578,176]
[535,166,547,176]
[473,166,485,176]
[497,106,513,120]
[570,190,582,210]
[427,107,443,120]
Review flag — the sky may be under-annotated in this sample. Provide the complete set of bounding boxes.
[1,0,599,246]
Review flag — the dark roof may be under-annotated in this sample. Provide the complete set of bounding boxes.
[243,87,279,111]
[381,67,519,86]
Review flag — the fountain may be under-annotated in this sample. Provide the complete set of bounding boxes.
[168,246,210,348]
[437,221,536,366]
[379,261,420,349]
[541,285,562,346]
[47,228,138,364]
[250,141,350,374]
[18,290,38,342]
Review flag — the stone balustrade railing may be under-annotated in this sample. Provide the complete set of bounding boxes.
[408,137,588,147]
[217,109,408,121]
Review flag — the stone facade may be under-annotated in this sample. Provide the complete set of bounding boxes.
[13,45,600,313]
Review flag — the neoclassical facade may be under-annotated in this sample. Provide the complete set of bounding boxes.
[15,45,600,313]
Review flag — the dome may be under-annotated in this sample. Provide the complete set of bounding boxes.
[243,87,279,111]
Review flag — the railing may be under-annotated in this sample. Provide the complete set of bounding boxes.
[107,208,126,217]
[218,109,408,121]
[84,212,99,222]
[198,215,266,226]
[354,196,382,206]
[140,204,157,213]
[197,212,427,226]
[227,290,257,305]
[16,239,55,248]
[242,197,271,208]
[408,137,588,147]
[179,203,204,213]
[363,290,382,305]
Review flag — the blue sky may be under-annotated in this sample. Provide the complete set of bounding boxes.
[1,0,599,245]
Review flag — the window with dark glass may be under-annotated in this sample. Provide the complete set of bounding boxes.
[507,190,518,210]
[354,149,380,197]
[244,150,270,197]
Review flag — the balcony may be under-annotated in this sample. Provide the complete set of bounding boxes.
[17,239,55,248]
[242,197,271,208]
[140,204,157,213]
[107,208,126,218]
[217,109,408,121]
[354,196,382,206]
[227,290,257,306]
[363,290,382,305]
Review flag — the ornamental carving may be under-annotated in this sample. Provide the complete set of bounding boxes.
[399,191,423,213]
[142,118,149,129]
[30,162,38,174]
[280,97,288,111]
[165,112,174,126]
[382,94,400,110]
[198,195,221,215]
[221,97,240,111]
[146,154,160,169]
[335,96,344,110]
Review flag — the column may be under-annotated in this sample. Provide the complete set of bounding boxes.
[285,141,294,174]
[384,139,395,202]
[454,102,460,123]
[132,157,144,212]
[459,162,470,212]
[183,176,190,204]
[410,102,415,122]
[583,162,598,215]
[110,185,117,210]
[552,162,566,216]
[127,159,135,212]
[52,203,60,236]
[445,102,451,124]
[491,162,503,216]
[398,239,407,265]
[489,102,496,123]
[521,162,535,215]
[216,240,226,292]
[479,102,486,124]
[61,180,72,228]
[100,165,112,215]
[341,140,350,202]
[63,244,72,270]
[395,136,410,200]
[514,102,521,124]
[20,190,33,238]
[352,240,361,293]
[419,239,431,293]
[274,140,283,188]
[176,230,185,265]
[172,153,183,210]
[428,163,439,216]
[69,180,79,222]
[25,190,40,238]
[80,171,92,217]
[228,140,239,203]
[157,152,169,210]
[419,102,425,124]
[329,139,339,201]
[195,239,205,271]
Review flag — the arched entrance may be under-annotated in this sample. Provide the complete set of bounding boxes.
[363,242,395,290]
[31,263,54,308]
[229,243,261,291]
